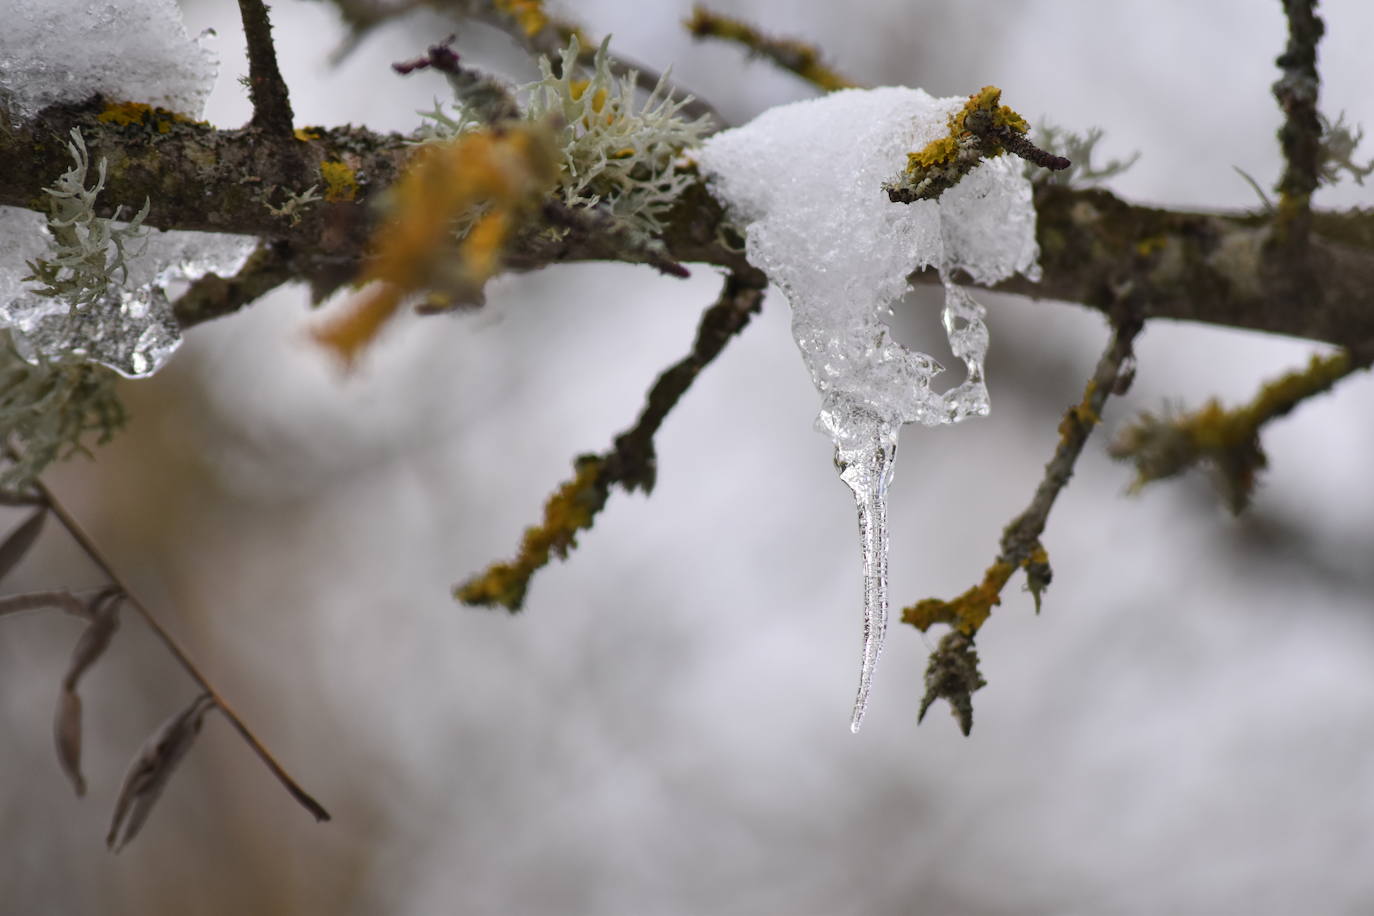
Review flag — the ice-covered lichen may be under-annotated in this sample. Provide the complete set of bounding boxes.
[697,87,1039,731]
[1,130,258,380]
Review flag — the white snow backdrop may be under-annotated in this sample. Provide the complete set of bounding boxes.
[2,0,1374,913]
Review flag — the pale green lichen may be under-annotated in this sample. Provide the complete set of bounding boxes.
[1028,123,1139,187]
[418,35,710,238]
[264,184,322,226]
[1317,112,1374,187]
[23,128,150,308]
[2,128,136,486]
[0,337,125,490]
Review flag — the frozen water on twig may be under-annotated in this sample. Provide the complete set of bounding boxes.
[0,0,216,126]
[698,87,1039,729]
[0,0,259,378]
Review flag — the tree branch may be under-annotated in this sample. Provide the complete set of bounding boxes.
[1272,0,1324,246]
[6,100,1374,349]
[237,0,296,136]
[685,5,859,93]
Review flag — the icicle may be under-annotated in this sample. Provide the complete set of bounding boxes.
[835,429,896,732]
[696,87,1040,730]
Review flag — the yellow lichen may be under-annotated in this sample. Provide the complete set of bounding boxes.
[907,135,960,170]
[294,127,323,142]
[1135,235,1168,257]
[493,0,548,36]
[902,561,1014,636]
[454,456,609,610]
[97,100,197,133]
[319,160,359,203]
[1057,380,1100,441]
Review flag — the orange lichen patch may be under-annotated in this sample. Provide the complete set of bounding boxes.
[902,561,1014,636]
[907,135,959,171]
[1111,351,1358,512]
[494,0,548,36]
[312,123,558,366]
[97,100,198,133]
[319,160,359,202]
[1057,380,1100,442]
[455,456,610,610]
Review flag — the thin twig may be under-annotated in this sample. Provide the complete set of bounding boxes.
[173,242,295,330]
[455,270,767,610]
[1271,0,1324,248]
[901,316,1142,734]
[1110,348,1367,512]
[1000,316,1144,563]
[685,4,859,93]
[238,0,296,136]
[31,478,331,823]
[903,314,1144,636]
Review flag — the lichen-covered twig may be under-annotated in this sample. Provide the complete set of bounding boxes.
[237,0,296,136]
[684,5,858,93]
[885,87,1069,203]
[455,270,766,610]
[901,315,1143,733]
[392,36,522,125]
[30,477,331,825]
[1271,0,1324,246]
[1110,349,1365,513]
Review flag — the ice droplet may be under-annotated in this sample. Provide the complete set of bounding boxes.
[697,87,1039,729]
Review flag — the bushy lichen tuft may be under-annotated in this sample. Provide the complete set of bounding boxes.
[23,129,150,309]
[414,35,708,239]
[0,335,126,490]
[529,35,710,235]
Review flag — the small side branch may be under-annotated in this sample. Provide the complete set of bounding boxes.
[1272,0,1324,246]
[901,316,1143,733]
[173,242,295,329]
[1110,349,1366,513]
[685,5,858,93]
[455,270,766,610]
[238,0,296,136]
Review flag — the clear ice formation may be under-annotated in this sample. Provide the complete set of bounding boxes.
[0,0,216,126]
[697,87,1039,731]
[0,215,257,378]
[0,0,257,378]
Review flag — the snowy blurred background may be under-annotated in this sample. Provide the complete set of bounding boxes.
[3,1,1374,913]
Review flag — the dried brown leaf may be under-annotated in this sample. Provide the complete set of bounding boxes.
[55,689,85,796]
[54,590,122,797]
[0,509,47,582]
[106,693,217,852]
[0,589,89,619]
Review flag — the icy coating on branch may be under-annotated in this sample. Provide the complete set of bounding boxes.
[0,0,255,378]
[0,0,216,126]
[696,87,1039,731]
